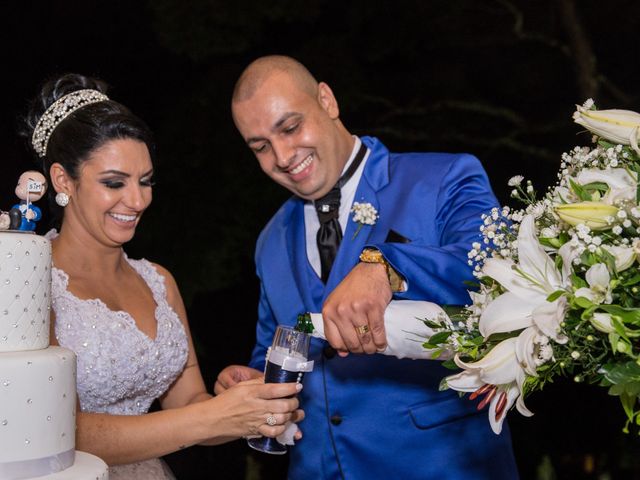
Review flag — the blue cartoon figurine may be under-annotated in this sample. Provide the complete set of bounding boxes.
[9,170,47,231]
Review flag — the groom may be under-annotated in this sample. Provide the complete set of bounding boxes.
[216,55,519,479]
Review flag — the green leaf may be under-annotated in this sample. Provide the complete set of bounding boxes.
[582,181,610,194]
[599,305,640,325]
[621,273,640,287]
[485,330,522,343]
[425,331,452,346]
[540,237,562,249]
[571,273,588,289]
[580,250,598,267]
[569,178,592,201]
[441,305,465,317]
[602,361,640,385]
[429,349,442,360]
[574,296,595,309]
[441,359,458,370]
[599,248,618,274]
[422,319,442,329]
[546,290,565,302]
[580,306,596,321]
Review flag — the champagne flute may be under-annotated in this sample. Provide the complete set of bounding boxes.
[247,325,312,455]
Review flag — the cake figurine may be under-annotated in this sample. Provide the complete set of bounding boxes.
[9,170,47,231]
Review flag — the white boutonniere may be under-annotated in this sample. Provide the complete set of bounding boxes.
[351,202,378,239]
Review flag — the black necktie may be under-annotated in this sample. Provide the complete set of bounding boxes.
[314,142,368,283]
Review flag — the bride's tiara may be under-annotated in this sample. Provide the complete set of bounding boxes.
[31,89,109,158]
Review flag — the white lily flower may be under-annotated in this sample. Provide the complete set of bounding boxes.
[573,104,640,154]
[574,168,637,205]
[478,215,568,343]
[601,244,637,272]
[574,263,612,304]
[446,337,533,434]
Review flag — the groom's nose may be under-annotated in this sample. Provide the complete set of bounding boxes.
[272,139,295,169]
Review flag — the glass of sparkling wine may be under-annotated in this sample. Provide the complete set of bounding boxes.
[247,325,310,455]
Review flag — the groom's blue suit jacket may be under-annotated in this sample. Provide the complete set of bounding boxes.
[249,137,519,479]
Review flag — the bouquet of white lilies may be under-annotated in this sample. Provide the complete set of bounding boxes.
[426,100,640,435]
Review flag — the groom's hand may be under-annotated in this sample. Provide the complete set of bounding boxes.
[214,365,263,395]
[322,262,392,356]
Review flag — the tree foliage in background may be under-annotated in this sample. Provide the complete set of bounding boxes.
[136,0,640,306]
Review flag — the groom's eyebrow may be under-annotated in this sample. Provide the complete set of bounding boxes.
[273,112,301,130]
[246,112,303,145]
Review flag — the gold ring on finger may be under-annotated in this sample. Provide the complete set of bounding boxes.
[266,414,277,426]
[355,324,370,335]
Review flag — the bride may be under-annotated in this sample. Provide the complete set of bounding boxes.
[24,73,303,479]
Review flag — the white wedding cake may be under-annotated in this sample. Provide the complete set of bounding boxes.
[0,231,108,479]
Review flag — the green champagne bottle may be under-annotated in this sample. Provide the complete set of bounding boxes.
[294,313,315,334]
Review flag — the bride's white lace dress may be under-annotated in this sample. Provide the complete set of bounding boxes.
[48,232,189,479]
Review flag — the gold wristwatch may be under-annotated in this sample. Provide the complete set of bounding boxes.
[359,248,405,292]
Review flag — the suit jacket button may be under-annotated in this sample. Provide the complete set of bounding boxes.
[323,346,336,359]
[330,415,342,426]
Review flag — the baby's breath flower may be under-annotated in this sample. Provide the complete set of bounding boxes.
[508,175,524,187]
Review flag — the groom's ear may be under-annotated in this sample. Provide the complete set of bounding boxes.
[317,82,340,120]
[49,163,73,196]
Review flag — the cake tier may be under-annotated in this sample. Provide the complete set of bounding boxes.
[0,231,51,353]
[0,346,76,470]
[35,451,109,480]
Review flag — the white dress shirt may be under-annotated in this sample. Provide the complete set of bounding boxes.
[304,136,370,277]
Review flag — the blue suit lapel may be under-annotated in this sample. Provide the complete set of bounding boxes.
[324,137,391,297]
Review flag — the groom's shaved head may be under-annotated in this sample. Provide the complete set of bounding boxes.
[232,55,319,103]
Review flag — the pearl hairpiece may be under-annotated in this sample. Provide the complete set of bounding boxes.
[31,89,109,158]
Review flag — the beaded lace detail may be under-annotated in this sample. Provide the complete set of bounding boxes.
[47,235,188,416]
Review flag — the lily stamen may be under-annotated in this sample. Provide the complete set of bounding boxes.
[477,386,497,410]
[495,392,508,420]
[469,383,493,400]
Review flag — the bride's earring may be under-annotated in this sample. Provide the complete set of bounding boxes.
[55,192,69,207]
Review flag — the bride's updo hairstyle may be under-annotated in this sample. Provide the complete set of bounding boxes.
[24,73,155,222]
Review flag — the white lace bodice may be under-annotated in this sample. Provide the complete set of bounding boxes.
[50,256,189,416]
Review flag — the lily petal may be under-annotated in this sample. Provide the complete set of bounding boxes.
[575,287,596,301]
[515,327,539,376]
[445,369,484,392]
[586,263,610,288]
[454,338,520,386]
[602,245,636,272]
[489,384,519,434]
[479,292,538,337]
[515,369,534,417]
[532,297,568,344]
[516,216,563,291]
[590,312,615,333]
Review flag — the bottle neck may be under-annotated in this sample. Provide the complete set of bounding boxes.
[295,313,315,334]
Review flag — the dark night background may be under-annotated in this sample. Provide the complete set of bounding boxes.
[2,1,640,478]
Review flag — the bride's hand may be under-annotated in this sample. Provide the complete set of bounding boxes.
[209,378,304,439]
[214,365,262,394]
